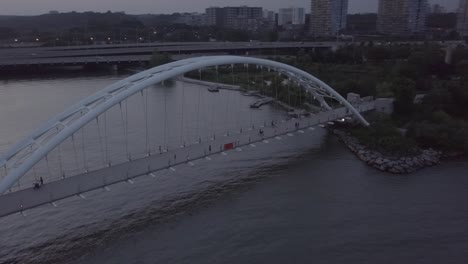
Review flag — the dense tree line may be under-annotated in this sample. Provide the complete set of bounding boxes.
[282,43,468,153]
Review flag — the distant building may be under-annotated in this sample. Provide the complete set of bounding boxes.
[205,6,263,31]
[432,4,446,14]
[377,0,428,36]
[263,9,276,23]
[263,9,277,29]
[310,0,348,37]
[175,13,205,26]
[278,8,293,26]
[458,0,468,37]
[206,7,224,27]
[278,7,305,26]
[292,8,306,25]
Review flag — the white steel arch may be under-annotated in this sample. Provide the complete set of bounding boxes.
[0,55,369,194]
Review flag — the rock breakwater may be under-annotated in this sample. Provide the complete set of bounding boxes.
[332,129,441,174]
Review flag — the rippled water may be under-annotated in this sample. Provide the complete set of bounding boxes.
[1,73,468,264]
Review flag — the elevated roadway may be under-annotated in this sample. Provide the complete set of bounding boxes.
[0,42,338,68]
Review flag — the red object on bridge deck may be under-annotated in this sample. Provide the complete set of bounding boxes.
[224,143,234,150]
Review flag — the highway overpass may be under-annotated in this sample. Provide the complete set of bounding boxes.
[0,42,339,69]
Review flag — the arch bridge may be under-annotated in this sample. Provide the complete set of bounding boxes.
[0,55,373,217]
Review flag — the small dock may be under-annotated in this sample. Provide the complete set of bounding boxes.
[178,76,240,91]
[250,97,275,108]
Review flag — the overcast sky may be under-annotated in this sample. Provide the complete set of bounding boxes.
[0,0,460,16]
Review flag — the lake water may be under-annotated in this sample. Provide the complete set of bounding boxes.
[0,72,467,264]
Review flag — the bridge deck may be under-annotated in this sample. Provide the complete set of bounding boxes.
[0,103,374,218]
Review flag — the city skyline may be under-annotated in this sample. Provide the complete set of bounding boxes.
[0,0,460,16]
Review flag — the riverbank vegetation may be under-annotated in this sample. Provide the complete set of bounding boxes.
[287,43,468,155]
[349,113,419,156]
[185,43,468,155]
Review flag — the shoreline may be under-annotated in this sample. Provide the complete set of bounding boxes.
[331,129,442,174]
[179,76,308,116]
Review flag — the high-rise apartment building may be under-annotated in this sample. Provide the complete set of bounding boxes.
[278,7,305,26]
[205,6,263,31]
[292,8,306,25]
[206,7,224,27]
[278,8,293,26]
[377,0,428,36]
[458,0,468,37]
[263,9,276,23]
[310,0,348,37]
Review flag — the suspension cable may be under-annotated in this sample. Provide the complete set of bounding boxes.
[196,69,202,142]
[141,89,150,156]
[80,112,88,171]
[211,66,217,138]
[96,117,106,166]
[104,110,109,166]
[55,127,64,178]
[2,165,6,181]
[239,64,247,131]
[225,64,234,135]
[57,142,64,178]
[45,155,52,180]
[33,166,38,182]
[180,79,186,145]
[261,65,265,96]
[71,134,80,173]
[125,100,130,160]
[163,84,168,151]
[275,69,279,100]
[119,102,129,161]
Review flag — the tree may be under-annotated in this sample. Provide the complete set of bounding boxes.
[391,77,416,117]
[150,50,172,67]
[367,46,390,63]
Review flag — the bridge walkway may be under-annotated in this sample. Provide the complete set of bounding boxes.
[0,102,374,218]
